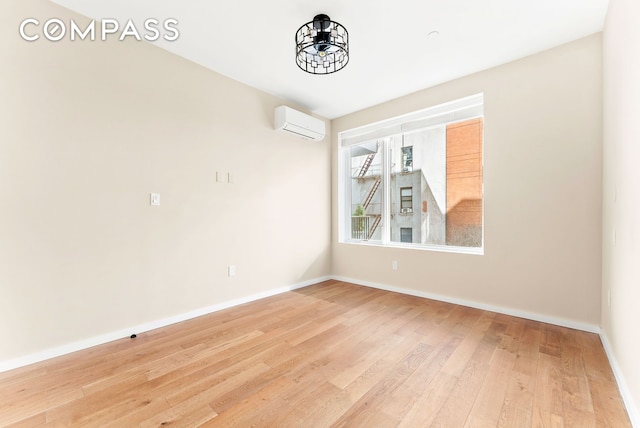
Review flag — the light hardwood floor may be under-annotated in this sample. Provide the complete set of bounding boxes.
[0,280,631,427]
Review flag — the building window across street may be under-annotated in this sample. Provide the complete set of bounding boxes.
[400,187,413,212]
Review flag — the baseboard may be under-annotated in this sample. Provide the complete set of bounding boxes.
[0,274,603,373]
[0,275,331,373]
[331,275,601,334]
[600,333,640,427]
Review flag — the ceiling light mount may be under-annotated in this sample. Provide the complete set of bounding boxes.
[295,14,349,75]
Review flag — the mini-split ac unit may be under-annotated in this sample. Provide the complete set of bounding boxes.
[274,105,326,142]
[400,208,413,214]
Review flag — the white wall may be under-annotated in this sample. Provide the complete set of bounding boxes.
[0,0,331,367]
[602,0,640,423]
[332,34,603,330]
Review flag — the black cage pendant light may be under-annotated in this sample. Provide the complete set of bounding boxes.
[295,14,349,74]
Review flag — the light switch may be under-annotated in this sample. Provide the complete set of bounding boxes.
[227,173,235,184]
[216,172,226,183]
[150,193,160,206]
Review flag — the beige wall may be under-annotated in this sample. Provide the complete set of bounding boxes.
[332,35,603,329]
[602,0,640,422]
[0,0,331,364]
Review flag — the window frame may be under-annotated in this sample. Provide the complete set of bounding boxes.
[338,93,484,255]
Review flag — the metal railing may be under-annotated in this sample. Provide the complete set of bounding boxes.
[351,216,370,240]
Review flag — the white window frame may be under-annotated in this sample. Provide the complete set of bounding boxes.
[338,93,484,255]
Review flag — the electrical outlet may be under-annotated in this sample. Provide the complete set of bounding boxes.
[392,260,398,271]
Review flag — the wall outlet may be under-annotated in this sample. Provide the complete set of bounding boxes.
[228,265,236,277]
[392,260,398,271]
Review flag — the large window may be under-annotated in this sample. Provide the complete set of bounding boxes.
[339,94,484,253]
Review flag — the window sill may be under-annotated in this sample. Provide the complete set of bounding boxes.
[338,239,484,255]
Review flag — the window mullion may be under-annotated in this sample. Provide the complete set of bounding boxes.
[340,144,349,242]
[381,139,391,245]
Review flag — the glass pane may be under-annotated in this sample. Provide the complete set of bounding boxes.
[388,120,483,247]
[390,128,447,245]
[400,227,413,243]
[349,140,383,241]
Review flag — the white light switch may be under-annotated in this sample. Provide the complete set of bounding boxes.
[227,173,235,184]
[228,265,236,277]
[150,193,160,206]
[216,172,226,183]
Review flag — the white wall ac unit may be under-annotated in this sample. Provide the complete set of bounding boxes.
[400,208,413,214]
[274,105,325,142]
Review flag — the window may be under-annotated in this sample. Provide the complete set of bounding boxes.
[400,187,413,212]
[401,146,413,172]
[339,94,483,253]
[400,227,413,243]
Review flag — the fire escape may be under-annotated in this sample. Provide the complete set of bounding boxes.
[355,149,382,240]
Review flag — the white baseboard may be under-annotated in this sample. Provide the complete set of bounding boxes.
[331,275,601,334]
[600,333,639,427]
[0,275,331,373]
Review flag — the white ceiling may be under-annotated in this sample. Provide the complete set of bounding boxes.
[51,0,609,119]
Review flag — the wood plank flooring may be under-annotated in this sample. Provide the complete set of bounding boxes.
[0,280,631,427]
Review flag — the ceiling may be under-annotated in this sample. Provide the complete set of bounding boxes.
[50,0,609,119]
